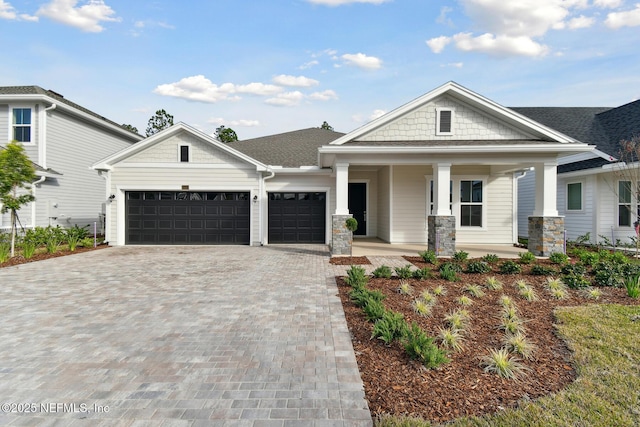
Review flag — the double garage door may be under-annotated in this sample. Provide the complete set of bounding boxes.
[125,191,326,245]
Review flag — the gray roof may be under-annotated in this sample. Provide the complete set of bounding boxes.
[229,128,345,168]
[0,86,142,138]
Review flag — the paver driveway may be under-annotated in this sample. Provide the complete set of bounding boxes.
[0,245,372,426]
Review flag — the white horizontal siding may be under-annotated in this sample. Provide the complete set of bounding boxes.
[517,170,535,238]
[391,165,429,243]
[377,166,390,241]
[559,177,595,241]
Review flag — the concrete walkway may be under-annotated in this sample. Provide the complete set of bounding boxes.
[0,245,372,427]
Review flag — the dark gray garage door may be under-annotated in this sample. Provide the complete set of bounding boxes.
[268,192,326,243]
[126,191,250,245]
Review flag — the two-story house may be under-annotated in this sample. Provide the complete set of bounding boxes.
[0,86,143,232]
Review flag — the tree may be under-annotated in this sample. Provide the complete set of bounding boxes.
[609,136,640,254]
[320,121,334,131]
[0,141,36,257]
[215,125,238,143]
[146,109,174,136]
[121,123,139,134]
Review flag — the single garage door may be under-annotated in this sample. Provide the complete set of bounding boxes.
[268,192,326,243]
[126,191,250,245]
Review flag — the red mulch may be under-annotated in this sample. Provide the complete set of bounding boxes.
[336,257,640,423]
[0,244,109,268]
[330,256,371,265]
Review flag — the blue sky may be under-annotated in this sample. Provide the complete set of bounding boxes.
[1,0,639,139]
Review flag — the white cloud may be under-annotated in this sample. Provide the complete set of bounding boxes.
[567,15,594,29]
[306,0,390,5]
[453,32,550,57]
[299,60,319,70]
[370,109,386,120]
[606,4,640,28]
[207,117,225,125]
[426,36,451,53]
[0,0,38,21]
[208,118,260,128]
[154,75,283,103]
[352,109,386,123]
[441,62,464,68]
[595,0,623,8]
[308,90,338,101]
[265,91,305,107]
[272,74,319,87]
[37,0,120,33]
[341,53,383,69]
[437,6,454,26]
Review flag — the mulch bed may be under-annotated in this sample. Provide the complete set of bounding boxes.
[336,258,640,423]
[330,256,371,265]
[0,244,109,269]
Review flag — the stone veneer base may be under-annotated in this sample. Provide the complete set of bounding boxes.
[427,215,456,257]
[528,216,565,257]
[331,214,353,256]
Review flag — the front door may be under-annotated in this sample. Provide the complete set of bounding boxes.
[348,182,366,236]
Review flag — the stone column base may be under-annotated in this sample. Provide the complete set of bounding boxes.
[331,214,353,256]
[428,215,456,257]
[528,216,564,257]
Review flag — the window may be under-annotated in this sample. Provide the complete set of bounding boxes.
[460,180,482,227]
[12,108,32,143]
[429,180,452,214]
[436,108,453,135]
[179,145,189,162]
[618,181,632,227]
[567,182,582,211]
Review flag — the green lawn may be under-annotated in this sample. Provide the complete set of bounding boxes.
[376,304,640,427]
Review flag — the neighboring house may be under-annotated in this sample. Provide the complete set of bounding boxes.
[93,82,592,255]
[515,99,640,245]
[0,86,143,232]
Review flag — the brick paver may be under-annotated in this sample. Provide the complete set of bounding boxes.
[0,245,372,426]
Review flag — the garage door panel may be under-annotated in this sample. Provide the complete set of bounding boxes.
[268,192,325,244]
[126,191,250,245]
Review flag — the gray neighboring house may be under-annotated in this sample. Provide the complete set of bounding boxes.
[515,99,640,244]
[0,86,143,231]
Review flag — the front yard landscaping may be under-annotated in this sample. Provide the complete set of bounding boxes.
[335,249,640,425]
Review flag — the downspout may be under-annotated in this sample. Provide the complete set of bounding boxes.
[41,103,57,169]
[260,167,275,245]
[99,170,110,244]
[513,169,531,244]
[29,175,47,228]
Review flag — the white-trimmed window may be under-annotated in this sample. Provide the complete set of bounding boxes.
[436,108,454,135]
[12,108,32,143]
[618,180,633,227]
[566,182,582,211]
[460,180,483,227]
[179,144,190,162]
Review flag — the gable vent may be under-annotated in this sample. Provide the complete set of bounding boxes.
[439,110,452,133]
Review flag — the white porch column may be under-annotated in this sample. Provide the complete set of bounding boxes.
[433,163,452,216]
[533,162,558,217]
[335,162,349,215]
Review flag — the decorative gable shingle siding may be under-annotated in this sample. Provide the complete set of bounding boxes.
[122,131,243,165]
[358,95,536,142]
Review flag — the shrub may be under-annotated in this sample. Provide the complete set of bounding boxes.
[345,265,368,288]
[394,265,413,279]
[372,265,392,279]
[518,252,536,264]
[577,251,600,267]
[438,327,465,352]
[499,260,522,275]
[453,250,469,262]
[363,298,386,322]
[397,280,413,295]
[504,332,536,360]
[481,253,500,264]
[624,275,640,298]
[65,224,89,252]
[432,285,446,296]
[20,238,36,259]
[413,299,433,317]
[549,252,569,265]
[481,348,527,380]
[418,249,437,264]
[530,264,558,276]
[485,276,503,290]
[44,225,65,254]
[350,287,385,308]
[561,263,587,276]
[466,260,491,274]
[440,262,461,282]
[592,261,625,287]
[80,237,96,248]
[372,311,407,345]
[562,273,591,289]
[402,322,449,369]
[412,267,432,280]
[464,284,485,298]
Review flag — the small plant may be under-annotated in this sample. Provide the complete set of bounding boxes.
[499,260,522,275]
[65,224,89,252]
[504,332,536,360]
[445,309,470,330]
[485,276,503,290]
[349,287,385,308]
[518,251,536,264]
[420,289,436,305]
[398,280,414,296]
[345,265,368,288]
[500,316,526,335]
[456,295,474,306]
[438,327,465,352]
[413,299,433,317]
[433,285,447,296]
[624,275,640,298]
[498,294,514,308]
[402,322,450,369]
[481,347,527,380]
[80,237,96,248]
[363,298,386,322]
[372,311,407,345]
[418,249,437,264]
[545,277,566,291]
[372,265,392,279]
[549,288,568,300]
[412,267,432,280]
[519,286,538,302]
[562,273,591,289]
[501,304,520,321]
[453,250,469,262]
[481,253,500,264]
[514,279,529,290]
[44,225,65,254]
[464,284,485,298]
[549,252,569,265]
[20,239,36,259]
[531,264,558,276]
[394,265,413,279]
[440,263,460,282]
[584,287,602,300]
[0,240,10,263]
[466,260,491,274]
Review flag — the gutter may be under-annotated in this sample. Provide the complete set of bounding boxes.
[259,167,276,245]
[28,175,47,228]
